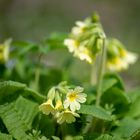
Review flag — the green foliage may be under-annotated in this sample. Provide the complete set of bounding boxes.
[78,105,112,121]
[0,81,45,104]
[129,128,140,140]
[0,13,140,140]
[0,96,38,140]
[112,117,140,138]
[0,132,13,140]
[95,134,124,140]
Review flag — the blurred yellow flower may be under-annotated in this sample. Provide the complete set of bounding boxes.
[0,39,11,64]
[64,87,87,112]
[64,14,105,64]
[57,109,80,124]
[64,39,79,53]
[106,39,138,71]
[39,99,56,115]
[55,100,63,110]
[72,21,87,35]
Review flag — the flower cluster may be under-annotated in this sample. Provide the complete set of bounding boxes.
[39,82,87,124]
[106,38,138,71]
[64,14,106,64]
[0,39,11,64]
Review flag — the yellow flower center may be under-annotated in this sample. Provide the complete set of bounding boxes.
[68,93,77,101]
[120,49,127,57]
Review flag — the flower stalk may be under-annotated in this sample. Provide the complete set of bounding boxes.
[96,38,106,106]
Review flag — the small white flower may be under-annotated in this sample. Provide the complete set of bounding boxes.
[57,109,80,124]
[39,99,56,115]
[64,39,79,53]
[72,21,86,35]
[107,50,138,71]
[121,50,138,65]
[76,46,93,63]
[64,87,87,112]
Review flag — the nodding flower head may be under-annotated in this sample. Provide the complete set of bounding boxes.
[39,99,56,115]
[64,14,105,64]
[57,109,80,124]
[106,38,138,71]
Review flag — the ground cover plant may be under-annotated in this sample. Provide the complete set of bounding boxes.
[0,13,140,140]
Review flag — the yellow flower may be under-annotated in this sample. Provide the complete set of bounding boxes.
[64,14,105,64]
[39,99,56,115]
[0,39,11,64]
[72,21,87,35]
[75,46,93,63]
[107,57,127,71]
[57,109,80,124]
[106,38,138,71]
[64,39,79,53]
[55,100,63,110]
[64,87,87,112]
[120,49,138,65]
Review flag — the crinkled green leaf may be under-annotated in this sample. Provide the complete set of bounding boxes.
[78,105,112,121]
[0,81,26,104]
[112,117,140,138]
[0,132,13,140]
[128,128,140,140]
[0,96,39,140]
[95,134,124,140]
[0,81,45,104]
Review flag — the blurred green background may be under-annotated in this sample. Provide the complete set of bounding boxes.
[0,0,140,88]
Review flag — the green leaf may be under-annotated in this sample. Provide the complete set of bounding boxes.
[12,41,39,55]
[104,73,124,90]
[0,81,45,104]
[0,81,26,104]
[45,32,67,51]
[95,134,124,140]
[102,78,118,93]
[0,96,39,140]
[101,87,130,115]
[128,128,140,140]
[126,88,140,118]
[112,117,140,138]
[52,136,61,140]
[78,105,112,121]
[0,132,13,140]
[73,136,84,140]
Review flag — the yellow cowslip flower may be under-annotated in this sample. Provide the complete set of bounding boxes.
[120,49,138,65]
[64,39,79,53]
[106,38,138,71]
[107,57,128,71]
[55,100,63,110]
[64,14,105,64]
[0,39,11,64]
[39,99,56,115]
[72,21,87,35]
[57,109,80,124]
[75,45,93,63]
[64,87,87,112]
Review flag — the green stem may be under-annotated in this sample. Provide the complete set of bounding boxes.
[34,53,43,91]
[34,67,40,91]
[96,38,106,106]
